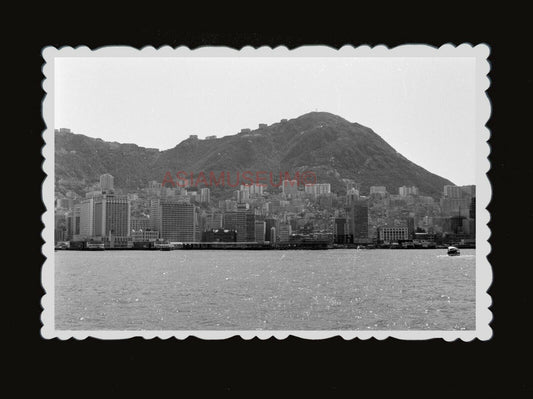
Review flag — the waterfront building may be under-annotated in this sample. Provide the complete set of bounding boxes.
[245,212,256,241]
[270,227,277,244]
[265,218,278,242]
[92,193,131,239]
[223,211,248,242]
[79,198,94,238]
[202,229,237,242]
[130,217,150,232]
[378,226,409,243]
[205,212,223,230]
[334,218,349,244]
[66,204,81,240]
[254,220,266,243]
[440,197,471,217]
[99,173,114,193]
[278,223,291,242]
[450,216,466,234]
[131,230,159,242]
[150,199,198,242]
[346,199,369,243]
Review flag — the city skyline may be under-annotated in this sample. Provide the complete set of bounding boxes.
[55,170,476,250]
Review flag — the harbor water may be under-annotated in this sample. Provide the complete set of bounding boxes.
[55,249,476,330]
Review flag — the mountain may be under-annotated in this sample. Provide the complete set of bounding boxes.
[54,112,453,198]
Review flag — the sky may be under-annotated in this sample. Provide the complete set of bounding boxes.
[55,56,477,185]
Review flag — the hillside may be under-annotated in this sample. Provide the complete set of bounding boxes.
[55,112,453,198]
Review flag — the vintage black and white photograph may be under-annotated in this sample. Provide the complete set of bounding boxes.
[41,44,491,340]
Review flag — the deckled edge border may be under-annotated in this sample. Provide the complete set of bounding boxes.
[41,43,492,341]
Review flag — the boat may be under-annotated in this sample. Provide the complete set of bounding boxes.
[156,242,172,251]
[86,242,105,251]
[447,246,460,256]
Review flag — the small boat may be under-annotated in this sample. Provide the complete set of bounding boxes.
[447,246,460,256]
[158,243,172,251]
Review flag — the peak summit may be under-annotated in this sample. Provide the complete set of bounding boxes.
[296,111,350,124]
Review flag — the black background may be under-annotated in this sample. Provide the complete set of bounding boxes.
[12,13,532,395]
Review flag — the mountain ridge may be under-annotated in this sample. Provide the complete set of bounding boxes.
[55,112,455,198]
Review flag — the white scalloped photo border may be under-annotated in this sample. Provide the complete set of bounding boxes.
[41,44,492,341]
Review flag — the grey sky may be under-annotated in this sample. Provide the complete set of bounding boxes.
[55,56,476,185]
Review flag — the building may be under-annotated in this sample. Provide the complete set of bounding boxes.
[469,197,476,219]
[202,229,237,242]
[440,197,471,217]
[444,185,475,199]
[205,135,217,140]
[131,230,159,242]
[305,183,331,197]
[334,218,349,244]
[399,186,419,196]
[66,204,81,240]
[79,198,94,238]
[460,185,476,198]
[245,212,256,242]
[270,227,277,244]
[56,198,74,210]
[241,183,264,196]
[99,173,114,193]
[200,187,211,204]
[205,212,223,231]
[92,193,131,238]
[130,217,150,232]
[370,186,387,195]
[278,223,291,242]
[378,227,409,243]
[282,179,299,197]
[265,218,277,242]
[223,211,248,242]
[258,123,267,129]
[254,220,266,243]
[346,200,369,243]
[151,199,198,242]
[346,188,360,206]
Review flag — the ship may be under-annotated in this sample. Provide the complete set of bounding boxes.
[447,246,460,256]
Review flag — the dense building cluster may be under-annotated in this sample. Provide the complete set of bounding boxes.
[55,173,476,249]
